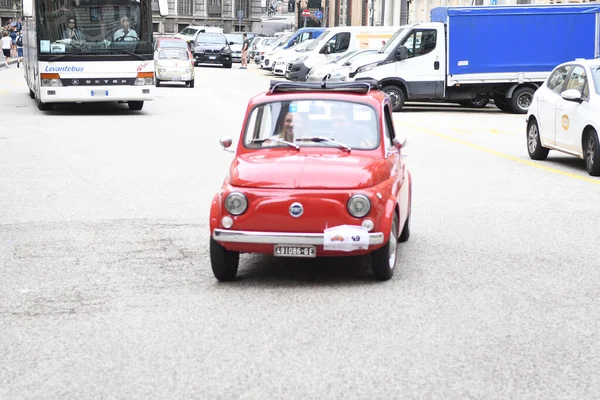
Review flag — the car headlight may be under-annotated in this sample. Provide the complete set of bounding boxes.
[225,192,248,215]
[195,48,204,53]
[356,62,378,74]
[221,47,232,54]
[347,194,371,218]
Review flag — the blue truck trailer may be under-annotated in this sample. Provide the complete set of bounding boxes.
[351,4,600,113]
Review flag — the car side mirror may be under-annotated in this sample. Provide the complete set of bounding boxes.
[22,0,33,17]
[393,137,406,149]
[158,0,169,16]
[220,136,234,152]
[321,44,331,54]
[229,41,234,45]
[561,89,583,103]
[396,45,408,61]
[343,61,351,66]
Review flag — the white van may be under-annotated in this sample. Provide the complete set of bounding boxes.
[285,26,399,81]
[174,25,224,44]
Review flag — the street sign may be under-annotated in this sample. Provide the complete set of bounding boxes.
[237,9,244,19]
[314,9,322,19]
[302,9,310,17]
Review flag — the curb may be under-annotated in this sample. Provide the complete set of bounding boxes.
[0,58,19,70]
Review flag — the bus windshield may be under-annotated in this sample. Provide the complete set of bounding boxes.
[37,0,153,57]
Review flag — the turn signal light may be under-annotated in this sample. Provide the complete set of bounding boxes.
[135,71,154,86]
[40,73,62,87]
[40,73,60,79]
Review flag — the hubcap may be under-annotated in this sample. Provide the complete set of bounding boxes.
[473,95,487,107]
[388,217,398,269]
[528,124,538,153]
[386,90,399,107]
[587,135,595,170]
[518,92,533,110]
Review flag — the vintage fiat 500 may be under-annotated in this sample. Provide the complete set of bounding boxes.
[210,79,412,281]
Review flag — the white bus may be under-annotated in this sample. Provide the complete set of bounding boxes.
[21,0,168,111]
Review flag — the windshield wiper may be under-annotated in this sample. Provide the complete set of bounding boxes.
[49,49,146,61]
[250,137,300,150]
[48,53,79,61]
[107,48,146,60]
[295,136,351,152]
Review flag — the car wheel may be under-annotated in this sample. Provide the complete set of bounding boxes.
[224,63,232,69]
[128,101,144,111]
[510,87,536,114]
[584,129,600,176]
[371,213,399,281]
[188,79,195,88]
[210,237,240,281]
[382,85,406,112]
[527,118,549,160]
[155,79,161,87]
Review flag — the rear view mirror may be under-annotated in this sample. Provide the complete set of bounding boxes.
[22,0,33,17]
[561,89,583,103]
[158,0,169,16]
[220,136,234,153]
[393,137,406,149]
[396,45,408,61]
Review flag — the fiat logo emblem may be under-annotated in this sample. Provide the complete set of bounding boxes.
[289,202,303,218]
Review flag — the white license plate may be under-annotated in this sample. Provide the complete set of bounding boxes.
[170,76,181,81]
[209,56,216,60]
[274,245,316,258]
[91,90,108,97]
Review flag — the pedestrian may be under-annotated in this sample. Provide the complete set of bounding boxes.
[241,33,249,69]
[16,30,23,68]
[1,31,13,68]
[9,26,17,57]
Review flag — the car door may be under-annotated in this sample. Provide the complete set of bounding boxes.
[554,65,591,154]
[383,104,402,195]
[398,28,443,98]
[537,64,572,146]
[323,32,351,63]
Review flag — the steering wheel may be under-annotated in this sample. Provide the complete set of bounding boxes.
[114,35,139,42]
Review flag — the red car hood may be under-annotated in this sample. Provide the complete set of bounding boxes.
[229,151,389,189]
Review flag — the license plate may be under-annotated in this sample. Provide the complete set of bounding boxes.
[274,245,316,258]
[170,76,181,81]
[91,90,108,97]
[209,56,216,60]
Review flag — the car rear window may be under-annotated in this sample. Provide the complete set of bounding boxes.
[244,100,379,150]
[159,49,189,60]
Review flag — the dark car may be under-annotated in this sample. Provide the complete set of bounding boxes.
[193,33,233,68]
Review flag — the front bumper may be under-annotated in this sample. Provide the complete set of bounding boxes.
[194,53,231,65]
[286,61,310,81]
[213,229,384,245]
[156,71,194,81]
[39,85,153,103]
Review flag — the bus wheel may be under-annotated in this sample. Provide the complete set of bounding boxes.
[37,101,53,111]
[29,89,35,99]
[128,101,144,111]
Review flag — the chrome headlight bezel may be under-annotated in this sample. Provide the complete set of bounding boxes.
[225,192,248,216]
[347,194,371,218]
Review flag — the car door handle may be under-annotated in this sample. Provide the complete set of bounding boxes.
[434,61,439,70]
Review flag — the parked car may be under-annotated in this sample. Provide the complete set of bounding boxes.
[209,79,412,281]
[306,49,379,82]
[225,33,244,63]
[193,33,233,68]
[175,25,224,46]
[251,37,276,63]
[154,48,195,87]
[526,58,600,175]
[272,39,314,76]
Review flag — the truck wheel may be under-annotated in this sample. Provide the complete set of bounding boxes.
[527,119,549,160]
[371,213,399,281]
[469,94,489,108]
[510,87,536,114]
[128,101,144,111]
[584,129,600,176]
[210,237,240,281]
[493,96,512,112]
[382,85,406,112]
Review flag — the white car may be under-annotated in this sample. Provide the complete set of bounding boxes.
[225,34,244,63]
[526,59,600,175]
[272,39,314,76]
[260,32,294,69]
[306,49,379,82]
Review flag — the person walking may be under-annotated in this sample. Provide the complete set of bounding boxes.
[1,31,13,68]
[16,30,23,68]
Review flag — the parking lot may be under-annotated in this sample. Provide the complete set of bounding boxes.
[1,62,599,398]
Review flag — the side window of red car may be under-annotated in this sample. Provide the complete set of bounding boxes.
[383,105,395,148]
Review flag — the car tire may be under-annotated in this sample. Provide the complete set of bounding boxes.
[584,129,600,176]
[155,79,161,87]
[371,213,399,281]
[382,85,406,112]
[188,79,195,88]
[510,87,536,114]
[128,101,144,111]
[224,63,232,69]
[527,118,549,161]
[210,237,240,281]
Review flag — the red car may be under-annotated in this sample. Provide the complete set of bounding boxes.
[209,79,412,281]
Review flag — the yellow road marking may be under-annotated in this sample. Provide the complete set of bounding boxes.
[489,128,513,135]
[452,128,472,134]
[397,123,600,185]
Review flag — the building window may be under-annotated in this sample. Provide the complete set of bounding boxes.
[153,22,160,32]
[208,0,222,16]
[177,0,193,15]
[234,0,250,19]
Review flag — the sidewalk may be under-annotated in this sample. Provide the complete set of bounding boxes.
[0,54,18,70]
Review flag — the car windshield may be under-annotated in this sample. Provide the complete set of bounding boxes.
[591,66,600,95]
[305,29,330,51]
[197,34,226,44]
[179,28,198,36]
[379,26,409,54]
[158,49,188,60]
[36,0,152,56]
[244,100,379,150]
[272,33,293,48]
[159,40,188,49]
[225,34,244,44]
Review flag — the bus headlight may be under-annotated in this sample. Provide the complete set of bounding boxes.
[135,72,154,85]
[40,73,62,87]
[347,194,371,218]
[225,192,248,216]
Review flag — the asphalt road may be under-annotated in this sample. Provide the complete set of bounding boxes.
[1,63,599,399]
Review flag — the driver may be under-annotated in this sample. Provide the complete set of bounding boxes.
[62,18,83,41]
[113,17,138,41]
